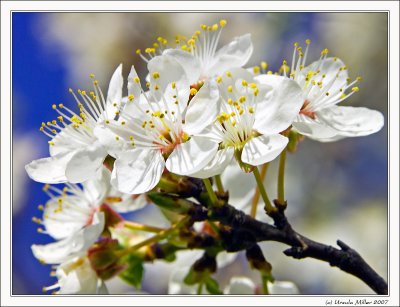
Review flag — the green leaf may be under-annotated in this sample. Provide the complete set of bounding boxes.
[205,277,223,295]
[119,254,144,289]
[183,268,204,285]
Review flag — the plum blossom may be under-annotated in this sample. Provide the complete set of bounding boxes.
[31,212,107,294]
[33,167,146,240]
[137,20,253,85]
[188,68,304,178]
[95,57,221,194]
[255,41,384,142]
[25,65,125,184]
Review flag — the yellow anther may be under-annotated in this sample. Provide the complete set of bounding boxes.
[58,103,64,108]
[216,76,222,83]
[154,85,159,91]
[321,48,329,56]
[136,49,141,54]
[128,94,134,101]
[253,66,260,74]
[51,129,57,134]
[211,24,218,31]
[201,24,207,30]
[52,104,57,109]
[181,45,187,51]
[145,48,154,53]
[333,57,337,61]
[239,109,244,115]
[227,98,233,105]
[241,80,248,87]
[254,88,259,96]
[68,88,73,93]
[190,88,198,96]
[356,76,363,81]
[238,96,246,103]
[93,80,98,86]
[38,204,44,211]
[41,122,46,127]
[43,184,50,191]
[171,82,176,89]
[226,71,232,78]
[220,19,227,27]
[267,71,273,75]
[294,42,299,47]
[153,43,159,48]
[51,120,56,125]
[227,85,233,92]
[121,121,126,125]
[261,61,268,70]
[113,103,117,107]
[146,82,150,88]
[217,112,230,123]
[81,90,86,95]
[134,77,140,83]
[352,87,360,92]
[152,72,160,79]
[129,136,134,141]
[306,39,311,45]
[115,136,119,141]
[39,127,44,132]
[105,120,110,124]
[188,39,195,46]
[325,92,330,96]
[249,107,255,114]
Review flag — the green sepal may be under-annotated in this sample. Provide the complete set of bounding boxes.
[119,254,144,289]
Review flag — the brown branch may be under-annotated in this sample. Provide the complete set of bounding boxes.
[205,203,388,295]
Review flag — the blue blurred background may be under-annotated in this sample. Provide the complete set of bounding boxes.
[12,12,387,294]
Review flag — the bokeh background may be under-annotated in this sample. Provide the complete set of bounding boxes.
[12,12,388,295]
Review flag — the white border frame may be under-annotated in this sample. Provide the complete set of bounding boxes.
[1,1,399,306]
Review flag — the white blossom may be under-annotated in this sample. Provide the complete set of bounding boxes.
[137,19,253,85]
[31,212,107,294]
[188,68,304,178]
[224,276,300,295]
[95,59,221,194]
[33,167,146,240]
[25,65,125,184]
[256,41,384,142]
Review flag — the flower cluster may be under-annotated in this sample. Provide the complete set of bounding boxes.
[25,19,384,295]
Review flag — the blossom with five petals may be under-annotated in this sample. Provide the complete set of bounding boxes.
[187,68,304,178]
[95,57,221,194]
[33,167,146,240]
[25,65,125,184]
[255,41,384,142]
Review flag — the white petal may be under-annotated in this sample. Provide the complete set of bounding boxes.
[242,134,288,166]
[317,105,384,137]
[127,65,142,99]
[42,196,90,240]
[105,64,123,119]
[111,149,165,194]
[49,125,85,157]
[269,281,300,294]
[107,193,147,213]
[209,34,253,76]
[31,212,104,264]
[25,151,76,184]
[217,251,237,268]
[57,257,100,294]
[65,142,107,183]
[254,73,285,91]
[224,277,256,294]
[292,114,339,139]
[184,80,221,135]
[188,147,234,179]
[81,167,111,204]
[254,78,304,135]
[163,49,201,84]
[165,136,218,176]
[147,55,189,100]
[305,57,348,95]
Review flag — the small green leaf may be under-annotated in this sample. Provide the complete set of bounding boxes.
[205,277,222,295]
[183,268,204,285]
[119,255,144,289]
